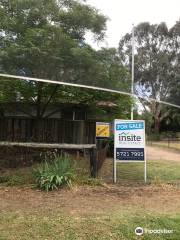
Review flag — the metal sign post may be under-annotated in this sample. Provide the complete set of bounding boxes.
[131,24,135,121]
[113,119,146,183]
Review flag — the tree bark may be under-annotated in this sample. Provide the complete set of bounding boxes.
[154,117,160,133]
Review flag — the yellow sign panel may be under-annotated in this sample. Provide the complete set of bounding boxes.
[96,122,110,138]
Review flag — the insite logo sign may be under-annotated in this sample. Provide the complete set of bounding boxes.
[118,132,142,142]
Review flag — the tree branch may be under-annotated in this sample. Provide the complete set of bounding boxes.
[40,85,59,118]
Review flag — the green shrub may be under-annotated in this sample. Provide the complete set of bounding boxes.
[34,156,76,192]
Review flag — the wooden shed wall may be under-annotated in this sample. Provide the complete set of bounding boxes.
[0,118,96,144]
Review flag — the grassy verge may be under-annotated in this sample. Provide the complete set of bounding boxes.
[99,158,180,184]
[1,158,180,186]
[0,212,179,240]
[0,158,180,239]
[0,166,36,186]
[115,160,180,183]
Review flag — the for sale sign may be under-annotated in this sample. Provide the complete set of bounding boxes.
[114,120,145,161]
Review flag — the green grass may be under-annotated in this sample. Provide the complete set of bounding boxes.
[1,158,180,187]
[115,160,180,183]
[0,166,35,186]
[0,159,180,239]
[0,212,179,240]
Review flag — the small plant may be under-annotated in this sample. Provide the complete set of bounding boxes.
[34,156,76,192]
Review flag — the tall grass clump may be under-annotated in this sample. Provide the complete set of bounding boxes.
[34,155,76,192]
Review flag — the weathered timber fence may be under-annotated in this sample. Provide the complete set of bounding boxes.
[0,118,96,144]
[0,118,108,178]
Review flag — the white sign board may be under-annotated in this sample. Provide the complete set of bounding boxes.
[114,119,146,182]
[114,120,145,161]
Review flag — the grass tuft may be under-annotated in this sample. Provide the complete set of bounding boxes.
[34,155,76,191]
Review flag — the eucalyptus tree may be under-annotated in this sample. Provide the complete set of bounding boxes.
[119,22,179,132]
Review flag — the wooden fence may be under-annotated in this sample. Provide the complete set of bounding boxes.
[0,118,96,144]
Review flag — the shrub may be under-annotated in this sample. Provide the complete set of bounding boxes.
[34,156,76,192]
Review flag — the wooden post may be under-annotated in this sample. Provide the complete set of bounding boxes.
[76,150,80,158]
[90,147,97,178]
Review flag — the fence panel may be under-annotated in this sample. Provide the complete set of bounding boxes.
[0,118,96,144]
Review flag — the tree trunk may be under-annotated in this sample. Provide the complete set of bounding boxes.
[154,117,160,133]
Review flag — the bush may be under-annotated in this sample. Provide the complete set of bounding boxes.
[34,156,76,192]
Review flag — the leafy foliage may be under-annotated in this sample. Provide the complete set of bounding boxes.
[0,0,107,81]
[0,0,131,120]
[119,21,180,132]
[34,156,76,191]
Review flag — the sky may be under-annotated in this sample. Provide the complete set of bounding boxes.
[86,0,180,49]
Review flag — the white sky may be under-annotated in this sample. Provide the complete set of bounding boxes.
[86,0,180,48]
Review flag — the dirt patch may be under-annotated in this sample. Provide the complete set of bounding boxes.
[0,184,180,217]
[147,146,180,162]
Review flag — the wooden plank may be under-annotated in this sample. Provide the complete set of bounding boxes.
[0,141,96,149]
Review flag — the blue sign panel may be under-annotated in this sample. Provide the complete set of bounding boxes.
[116,122,144,131]
[116,148,144,161]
